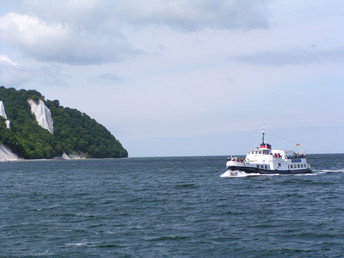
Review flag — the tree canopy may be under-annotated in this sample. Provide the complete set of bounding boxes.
[0,86,128,159]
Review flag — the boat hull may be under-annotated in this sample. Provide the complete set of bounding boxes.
[227,165,312,174]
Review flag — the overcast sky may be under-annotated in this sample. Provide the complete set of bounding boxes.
[1,0,343,156]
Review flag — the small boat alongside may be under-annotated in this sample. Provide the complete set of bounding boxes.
[226,128,312,175]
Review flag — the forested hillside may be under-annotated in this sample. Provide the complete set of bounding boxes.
[0,86,128,159]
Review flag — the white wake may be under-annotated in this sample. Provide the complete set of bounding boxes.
[221,168,344,178]
[220,170,261,178]
[298,168,344,176]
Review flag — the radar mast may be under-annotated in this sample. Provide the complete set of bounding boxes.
[261,125,266,144]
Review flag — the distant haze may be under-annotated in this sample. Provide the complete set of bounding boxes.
[1,0,343,157]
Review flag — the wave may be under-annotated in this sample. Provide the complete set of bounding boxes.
[65,242,88,247]
[298,168,344,176]
[220,170,262,178]
[174,183,198,189]
[317,168,344,173]
[146,235,189,242]
[221,168,344,178]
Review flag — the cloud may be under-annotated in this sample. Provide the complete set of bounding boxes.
[0,55,67,86]
[23,0,270,31]
[1,1,270,65]
[0,12,140,65]
[113,0,270,31]
[0,55,18,66]
[234,47,344,66]
[94,73,122,83]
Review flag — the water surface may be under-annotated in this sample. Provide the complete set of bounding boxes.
[1,154,344,256]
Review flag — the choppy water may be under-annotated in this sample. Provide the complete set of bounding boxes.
[1,154,344,256]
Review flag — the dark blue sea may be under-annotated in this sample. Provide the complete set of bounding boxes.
[1,154,344,257]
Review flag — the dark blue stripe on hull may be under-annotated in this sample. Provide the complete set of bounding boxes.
[227,166,312,174]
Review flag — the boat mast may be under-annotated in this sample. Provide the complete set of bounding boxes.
[261,125,266,144]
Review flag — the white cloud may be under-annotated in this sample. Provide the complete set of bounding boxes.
[113,0,270,31]
[23,0,270,31]
[94,73,122,83]
[0,12,139,65]
[0,55,67,86]
[234,47,344,66]
[0,55,18,66]
[0,1,270,65]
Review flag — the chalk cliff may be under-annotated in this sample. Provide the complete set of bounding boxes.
[0,101,8,119]
[27,99,54,134]
[0,101,10,129]
[0,144,19,161]
[0,86,128,160]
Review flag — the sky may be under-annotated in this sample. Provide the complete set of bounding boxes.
[0,0,343,157]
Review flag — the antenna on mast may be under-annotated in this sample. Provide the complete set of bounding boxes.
[262,125,266,144]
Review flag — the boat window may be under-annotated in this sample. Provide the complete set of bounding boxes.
[298,164,300,168]
[278,163,281,167]
[255,151,258,154]
[259,151,262,154]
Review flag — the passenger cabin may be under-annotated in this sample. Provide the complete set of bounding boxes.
[245,143,309,171]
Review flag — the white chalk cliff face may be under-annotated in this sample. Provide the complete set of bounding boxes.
[28,99,54,134]
[62,152,86,160]
[0,100,10,129]
[0,101,8,119]
[0,144,19,161]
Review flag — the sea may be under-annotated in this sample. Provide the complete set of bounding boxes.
[1,154,344,257]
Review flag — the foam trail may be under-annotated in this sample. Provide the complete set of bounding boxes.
[319,169,344,173]
[65,242,87,246]
[220,170,282,178]
[220,170,260,178]
[300,168,344,176]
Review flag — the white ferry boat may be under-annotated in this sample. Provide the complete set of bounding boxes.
[226,129,312,174]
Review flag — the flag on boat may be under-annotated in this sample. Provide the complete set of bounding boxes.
[296,143,300,147]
